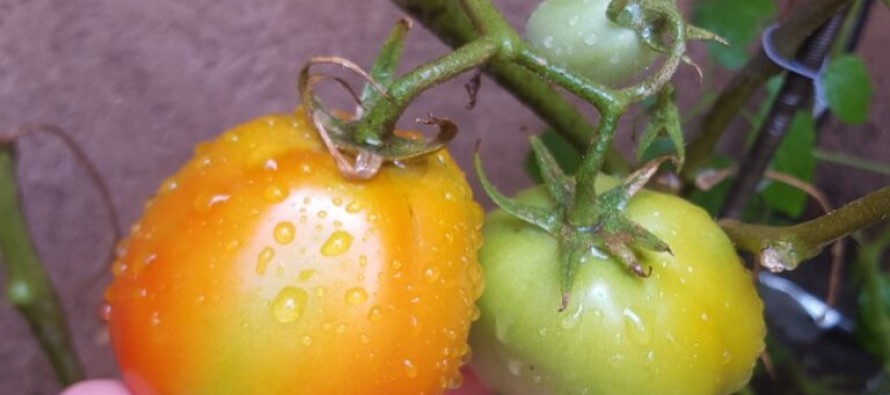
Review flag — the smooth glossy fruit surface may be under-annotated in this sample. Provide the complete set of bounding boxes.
[526,0,658,85]
[470,177,765,395]
[105,110,484,395]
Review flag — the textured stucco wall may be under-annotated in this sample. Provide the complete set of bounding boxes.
[0,1,888,393]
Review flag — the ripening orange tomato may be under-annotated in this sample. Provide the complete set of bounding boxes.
[105,109,485,395]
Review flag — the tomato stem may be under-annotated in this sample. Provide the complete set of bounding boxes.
[389,0,629,173]
[720,186,890,271]
[354,36,500,144]
[0,144,84,385]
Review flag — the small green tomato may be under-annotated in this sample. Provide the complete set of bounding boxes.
[525,0,659,85]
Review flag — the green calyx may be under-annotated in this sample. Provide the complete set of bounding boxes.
[476,136,676,311]
[606,0,727,79]
[297,19,460,180]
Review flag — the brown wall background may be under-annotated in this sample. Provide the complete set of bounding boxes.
[0,1,888,393]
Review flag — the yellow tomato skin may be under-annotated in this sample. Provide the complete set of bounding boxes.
[105,110,484,395]
[470,178,765,395]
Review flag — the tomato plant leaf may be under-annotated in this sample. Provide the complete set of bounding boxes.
[635,85,684,168]
[692,0,776,69]
[823,55,872,125]
[524,129,582,183]
[760,112,816,218]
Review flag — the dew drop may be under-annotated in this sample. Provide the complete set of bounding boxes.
[583,33,599,46]
[446,373,464,389]
[99,303,112,322]
[346,201,362,213]
[368,305,383,322]
[159,177,178,194]
[542,35,555,49]
[560,304,583,329]
[403,359,418,379]
[255,247,275,275]
[317,210,328,219]
[345,287,368,305]
[458,344,472,365]
[495,317,512,341]
[263,159,278,171]
[335,322,348,334]
[273,221,296,245]
[623,308,650,345]
[263,183,288,203]
[271,286,308,324]
[321,231,354,256]
[301,335,313,346]
[390,260,403,271]
[423,266,441,283]
[298,269,315,281]
[507,359,523,376]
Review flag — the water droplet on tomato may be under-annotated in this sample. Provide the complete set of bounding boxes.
[470,305,481,321]
[301,335,313,346]
[263,158,278,171]
[345,287,368,305]
[542,35,554,49]
[99,303,112,322]
[255,247,275,275]
[403,359,418,378]
[159,177,178,194]
[194,193,230,211]
[368,305,383,322]
[273,221,296,245]
[317,210,328,219]
[423,266,440,283]
[298,269,315,281]
[495,317,512,341]
[335,322,348,334]
[446,372,463,389]
[346,201,362,213]
[271,286,308,324]
[623,308,650,345]
[507,358,523,376]
[583,33,599,46]
[458,344,472,365]
[263,183,288,203]
[321,231,353,256]
[560,304,583,329]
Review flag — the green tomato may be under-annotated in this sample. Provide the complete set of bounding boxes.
[470,176,765,395]
[525,0,659,85]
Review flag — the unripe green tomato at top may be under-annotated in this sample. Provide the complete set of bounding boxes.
[470,176,765,395]
[525,0,659,85]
